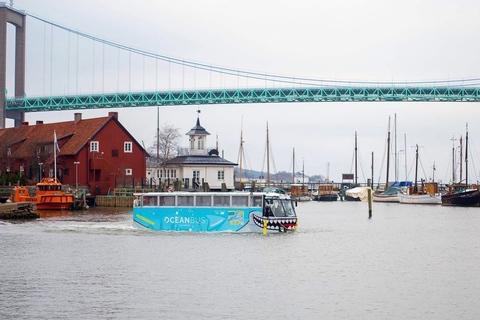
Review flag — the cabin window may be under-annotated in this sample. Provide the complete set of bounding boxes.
[143,196,158,206]
[232,196,248,207]
[198,137,204,150]
[126,168,132,175]
[159,195,175,206]
[171,170,177,178]
[252,196,263,207]
[64,168,69,176]
[213,195,230,207]
[90,141,99,152]
[196,195,212,206]
[112,149,118,157]
[124,142,132,153]
[190,138,195,150]
[217,170,224,180]
[178,196,194,206]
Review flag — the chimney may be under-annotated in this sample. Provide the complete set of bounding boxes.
[21,121,29,126]
[36,120,43,125]
[74,113,82,124]
[108,112,118,119]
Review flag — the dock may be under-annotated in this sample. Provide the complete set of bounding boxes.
[0,202,39,219]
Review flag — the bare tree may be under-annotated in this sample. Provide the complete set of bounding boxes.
[149,124,181,185]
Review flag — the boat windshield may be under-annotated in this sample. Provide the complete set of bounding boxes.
[265,198,296,217]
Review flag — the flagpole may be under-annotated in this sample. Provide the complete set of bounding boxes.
[54,130,57,180]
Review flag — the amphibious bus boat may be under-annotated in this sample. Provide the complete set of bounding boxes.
[133,191,298,233]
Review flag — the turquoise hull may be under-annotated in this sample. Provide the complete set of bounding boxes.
[133,206,297,233]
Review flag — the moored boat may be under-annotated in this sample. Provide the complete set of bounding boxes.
[441,188,480,207]
[345,186,370,202]
[373,181,412,202]
[133,191,298,233]
[398,145,441,205]
[10,177,74,210]
[398,183,442,205]
[441,124,480,207]
[314,183,338,201]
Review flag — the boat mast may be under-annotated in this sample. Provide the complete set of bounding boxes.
[156,107,160,161]
[465,123,469,187]
[404,134,407,181]
[451,136,456,183]
[414,144,419,193]
[54,130,59,180]
[459,135,463,184]
[238,117,244,184]
[302,158,305,186]
[266,122,270,186]
[371,151,374,189]
[394,113,397,181]
[292,147,295,184]
[354,131,358,186]
[386,116,391,187]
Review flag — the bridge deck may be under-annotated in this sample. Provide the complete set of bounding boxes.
[5,86,480,112]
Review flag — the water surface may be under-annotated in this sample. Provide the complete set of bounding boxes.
[1,202,479,319]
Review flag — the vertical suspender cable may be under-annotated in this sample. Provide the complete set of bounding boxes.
[168,59,171,91]
[43,23,46,95]
[76,33,79,95]
[117,47,120,92]
[50,25,53,96]
[102,41,105,93]
[67,32,70,94]
[92,40,95,93]
[129,48,131,92]
[155,53,158,91]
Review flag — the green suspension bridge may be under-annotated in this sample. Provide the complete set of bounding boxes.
[2,4,480,127]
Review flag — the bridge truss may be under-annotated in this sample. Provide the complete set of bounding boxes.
[6,86,480,112]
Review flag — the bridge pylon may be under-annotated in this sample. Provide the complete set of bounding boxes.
[0,4,26,128]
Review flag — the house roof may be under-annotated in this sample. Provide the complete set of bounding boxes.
[166,155,237,166]
[0,114,147,158]
[185,117,210,136]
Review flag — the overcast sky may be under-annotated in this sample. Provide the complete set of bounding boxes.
[6,0,480,184]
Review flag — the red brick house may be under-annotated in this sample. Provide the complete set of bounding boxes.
[0,112,148,195]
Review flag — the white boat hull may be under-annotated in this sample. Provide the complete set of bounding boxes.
[398,193,441,204]
[372,194,399,202]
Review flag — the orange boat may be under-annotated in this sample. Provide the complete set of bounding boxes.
[10,178,74,210]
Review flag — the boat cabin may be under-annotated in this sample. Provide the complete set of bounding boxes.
[135,192,296,218]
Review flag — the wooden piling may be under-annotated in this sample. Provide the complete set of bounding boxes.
[367,188,372,219]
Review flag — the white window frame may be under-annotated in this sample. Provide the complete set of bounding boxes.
[218,170,225,180]
[90,141,99,152]
[124,142,132,153]
[198,137,204,150]
[126,168,132,176]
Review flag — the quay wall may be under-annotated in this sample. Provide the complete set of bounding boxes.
[95,196,135,207]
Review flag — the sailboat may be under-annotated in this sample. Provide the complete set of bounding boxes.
[398,145,441,204]
[441,124,480,206]
[373,116,412,202]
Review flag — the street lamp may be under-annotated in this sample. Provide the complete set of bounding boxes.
[74,161,80,192]
[38,162,43,181]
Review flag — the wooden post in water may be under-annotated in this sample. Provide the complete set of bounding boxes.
[367,188,372,219]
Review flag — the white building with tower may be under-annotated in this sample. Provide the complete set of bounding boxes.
[148,114,237,191]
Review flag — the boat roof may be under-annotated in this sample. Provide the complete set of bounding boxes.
[134,191,291,199]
